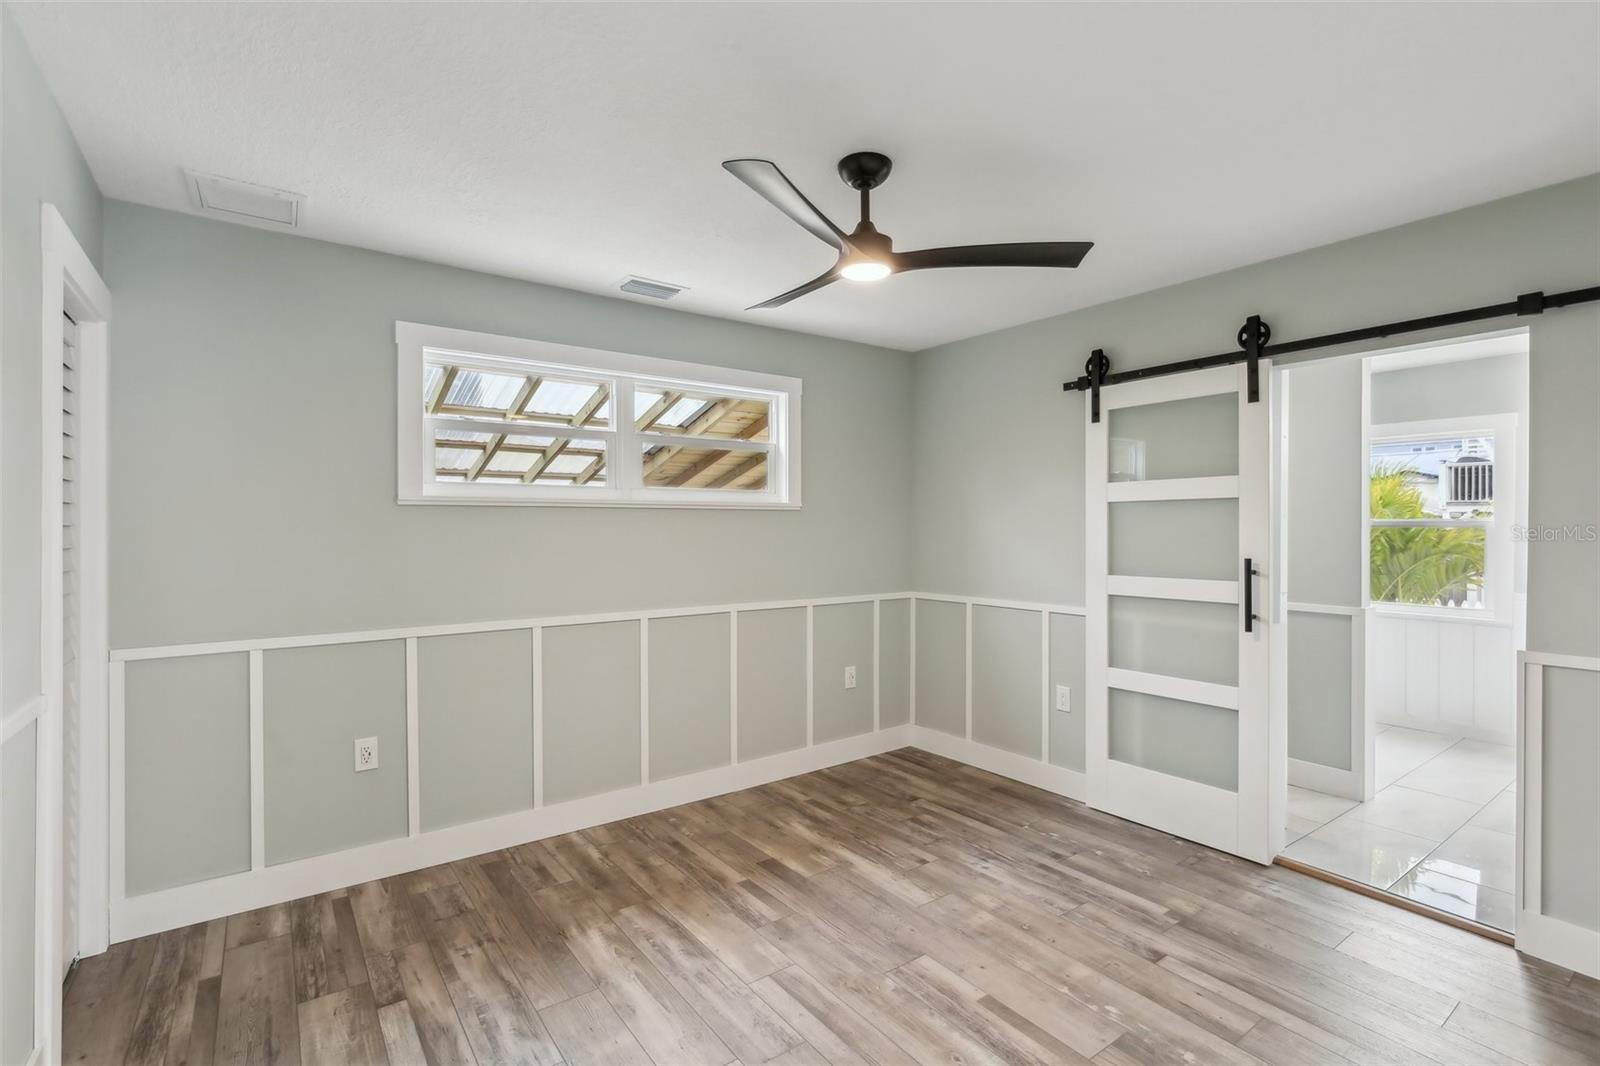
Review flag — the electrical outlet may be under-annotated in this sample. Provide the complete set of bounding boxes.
[844,665,857,690]
[1054,685,1072,714]
[354,737,379,772]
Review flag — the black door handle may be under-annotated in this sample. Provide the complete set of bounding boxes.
[1243,557,1258,633]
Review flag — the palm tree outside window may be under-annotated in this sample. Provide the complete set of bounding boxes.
[1369,435,1494,609]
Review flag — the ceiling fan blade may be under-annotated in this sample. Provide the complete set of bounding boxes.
[723,159,852,252]
[747,267,839,310]
[894,241,1094,271]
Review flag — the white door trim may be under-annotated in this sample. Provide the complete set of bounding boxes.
[36,204,112,1066]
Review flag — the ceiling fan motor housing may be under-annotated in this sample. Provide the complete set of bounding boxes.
[837,151,893,190]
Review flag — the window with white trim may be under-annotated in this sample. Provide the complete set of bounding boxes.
[397,322,800,506]
[1367,415,1515,617]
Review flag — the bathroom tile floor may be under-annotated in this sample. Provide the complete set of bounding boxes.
[1282,725,1517,932]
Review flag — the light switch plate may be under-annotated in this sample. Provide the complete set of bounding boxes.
[1054,685,1071,714]
[844,665,858,690]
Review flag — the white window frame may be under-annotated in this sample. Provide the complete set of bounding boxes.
[1365,413,1516,623]
[396,321,801,508]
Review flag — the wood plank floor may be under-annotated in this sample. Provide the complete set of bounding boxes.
[65,749,1600,1065]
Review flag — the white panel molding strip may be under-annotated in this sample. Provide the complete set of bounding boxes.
[107,589,1098,944]
[404,639,420,836]
[248,650,265,870]
[1516,649,1600,979]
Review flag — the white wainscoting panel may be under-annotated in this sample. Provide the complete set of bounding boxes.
[106,590,1097,946]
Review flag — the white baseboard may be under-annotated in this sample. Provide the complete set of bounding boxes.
[909,726,1087,802]
[1376,714,1513,746]
[1516,910,1600,979]
[1288,757,1362,800]
[112,725,912,942]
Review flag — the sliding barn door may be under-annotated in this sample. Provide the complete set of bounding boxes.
[1086,362,1283,863]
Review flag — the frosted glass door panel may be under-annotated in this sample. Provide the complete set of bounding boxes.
[1109,688,1239,790]
[1109,392,1238,481]
[1109,597,1238,686]
[1109,498,1239,580]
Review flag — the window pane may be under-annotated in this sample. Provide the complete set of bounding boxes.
[1110,596,1238,686]
[522,379,609,428]
[1109,498,1238,580]
[640,443,767,490]
[438,367,527,412]
[433,431,606,485]
[1370,525,1486,608]
[1109,688,1238,790]
[1371,435,1494,520]
[1108,392,1238,482]
[635,389,770,440]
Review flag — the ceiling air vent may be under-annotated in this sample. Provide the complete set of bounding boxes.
[619,276,687,301]
[183,169,304,229]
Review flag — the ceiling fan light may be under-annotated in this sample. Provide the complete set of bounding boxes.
[840,260,891,282]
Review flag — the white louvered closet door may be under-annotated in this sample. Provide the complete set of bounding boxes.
[61,311,80,975]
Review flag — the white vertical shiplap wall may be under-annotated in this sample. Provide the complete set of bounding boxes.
[1370,612,1515,741]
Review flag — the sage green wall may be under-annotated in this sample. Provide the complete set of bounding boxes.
[542,621,640,804]
[913,599,965,737]
[1286,358,1364,610]
[736,608,807,761]
[1286,612,1353,771]
[1371,352,1528,425]
[1282,358,1363,771]
[418,630,534,830]
[1048,613,1086,772]
[971,605,1041,758]
[648,613,731,781]
[811,602,874,744]
[124,654,250,893]
[264,641,408,864]
[102,202,912,652]
[878,598,911,729]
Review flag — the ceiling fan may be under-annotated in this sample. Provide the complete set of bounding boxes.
[723,151,1093,309]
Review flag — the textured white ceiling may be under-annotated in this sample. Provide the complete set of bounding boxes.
[12,2,1598,351]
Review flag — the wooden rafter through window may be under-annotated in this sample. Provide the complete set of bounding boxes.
[438,439,602,458]
[428,366,460,413]
[570,383,609,428]
[664,412,770,486]
[574,455,605,485]
[642,399,746,479]
[635,391,682,432]
[452,469,585,482]
[466,375,540,481]
[707,452,767,489]
[522,438,572,483]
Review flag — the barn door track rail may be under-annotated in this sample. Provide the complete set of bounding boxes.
[1065,285,1600,422]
